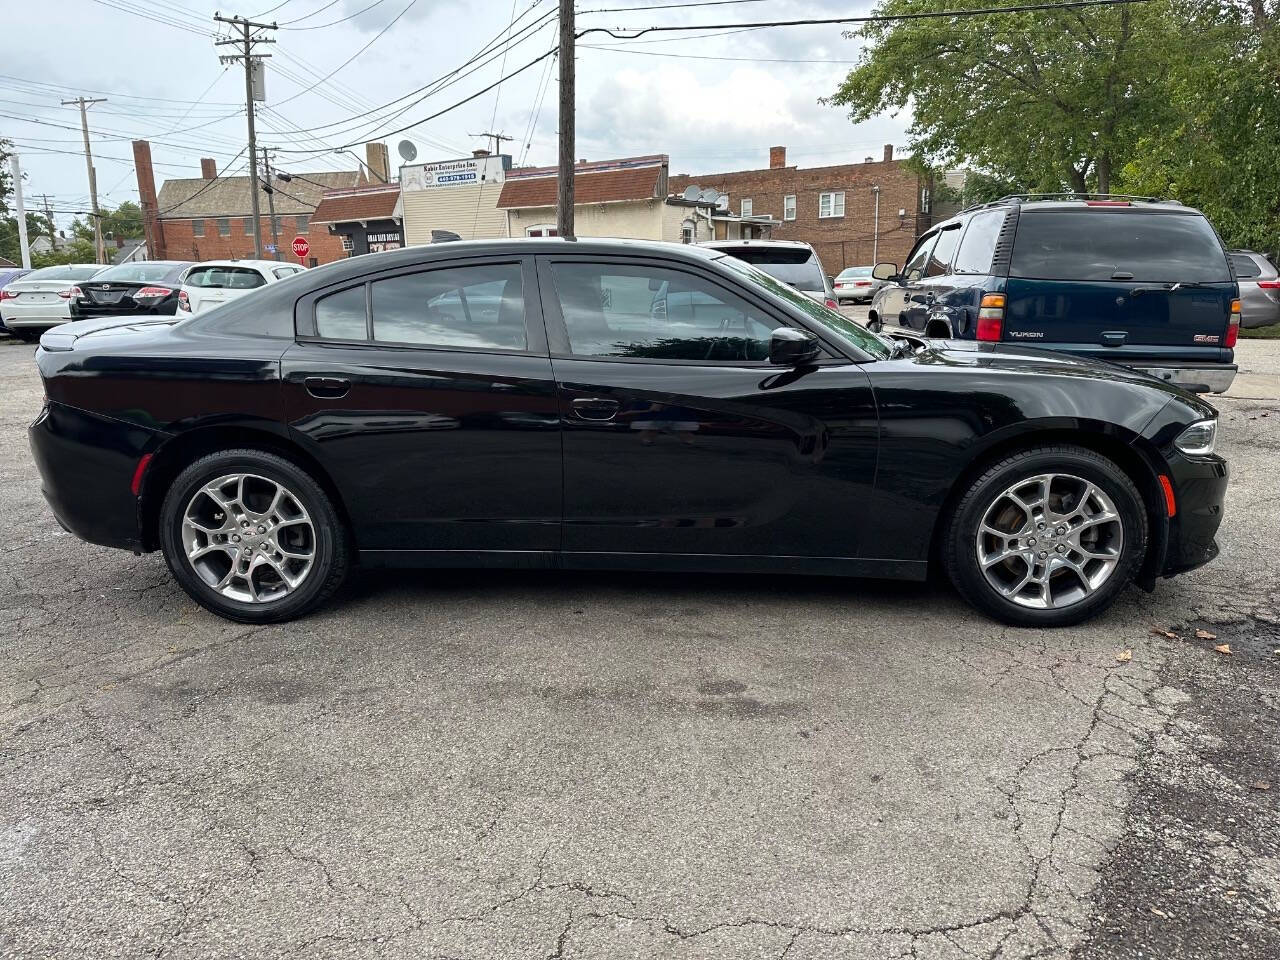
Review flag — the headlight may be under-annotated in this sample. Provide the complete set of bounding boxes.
[1174,419,1217,456]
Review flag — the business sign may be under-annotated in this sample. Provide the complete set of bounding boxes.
[365,229,403,253]
[401,155,507,191]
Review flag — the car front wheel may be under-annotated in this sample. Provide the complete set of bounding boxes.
[944,445,1147,627]
[159,449,349,623]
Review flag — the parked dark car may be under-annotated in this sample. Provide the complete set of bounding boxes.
[69,260,193,319]
[30,238,1226,628]
[868,196,1241,394]
[1229,249,1280,329]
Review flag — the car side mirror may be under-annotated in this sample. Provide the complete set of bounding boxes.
[872,262,899,281]
[769,327,821,366]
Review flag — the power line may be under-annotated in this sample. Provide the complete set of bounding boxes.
[0,73,241,107]
[280,0,390,29]
[580,43,855,63]
[275,0,344,26]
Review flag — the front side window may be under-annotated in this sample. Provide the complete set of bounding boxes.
[784,195,796,221]
[952,210,1004,274]
[1010,210,1232,283]
[550,262,782,362]
[315,286,367,340]
[926,226,962,277]
[372,262,526,350]
[192,219,205,237]
[741,199,753,217]
[902,232,938,281]
[819,192,845,218]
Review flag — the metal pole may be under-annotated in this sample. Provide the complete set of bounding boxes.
[556,0,574,239]
[9,153,31,269]
[62,96,107,264]
[262,147,281,260]
[872,185,881,264]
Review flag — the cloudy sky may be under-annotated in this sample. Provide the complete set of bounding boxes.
[4,0,909,233]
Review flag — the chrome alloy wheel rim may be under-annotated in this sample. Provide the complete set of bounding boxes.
[975,473,1124,610]
[180,473,316,604]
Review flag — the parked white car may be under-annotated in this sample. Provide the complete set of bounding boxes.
[177,260,307,316]
[0,264,104,341]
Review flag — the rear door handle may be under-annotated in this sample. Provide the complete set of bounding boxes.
[570,397,620,421]
[304,376,351,399]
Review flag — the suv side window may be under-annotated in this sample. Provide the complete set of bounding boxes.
[549,261,782,362]
[1230,254,1262,279]
[926,225,962,277]
[952,210,1004,274]
[902,233,937,281]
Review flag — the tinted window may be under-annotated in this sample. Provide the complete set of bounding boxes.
[715,247,824,290]
[185,266,267,289]
[926,226,962,277]
[1230,254,1262,279]
[93,262,185,283]
[551,262,781,362]
[274,266,302,279]
[1010,210,1231,282]
[371,262,526,350]
[953,210,1004,274]
[315,286,367,340]
[902,233,937,280]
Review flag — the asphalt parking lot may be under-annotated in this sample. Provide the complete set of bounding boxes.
[2,335,1278,959]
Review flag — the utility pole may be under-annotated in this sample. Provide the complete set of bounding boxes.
[556,0,574,239]
[871,184,881,265]
[216,12,276,259]
[34,193,56,233]
[9,153,31,269]
[260,147,281,261]
[61,96,107,264]
[468,131,514,157]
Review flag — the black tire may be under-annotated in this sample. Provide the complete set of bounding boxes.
[159,449,349,623]
[11,328,41,343]
[943,445,1148,627]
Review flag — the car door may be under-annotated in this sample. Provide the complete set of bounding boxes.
[535,253,880,569]
[880,231,937,331]
[280,254,562,560]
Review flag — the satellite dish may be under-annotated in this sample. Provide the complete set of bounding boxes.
[699,188,719,204]
[397,139,418,162]
[714,193,729,211]
[682,185,700,202]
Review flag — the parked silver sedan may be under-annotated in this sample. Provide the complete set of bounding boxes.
[833,265,886,303]
[1230,250,1280,329]
[0,264,104,341]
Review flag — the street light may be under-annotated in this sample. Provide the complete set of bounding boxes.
[332,148,387,183]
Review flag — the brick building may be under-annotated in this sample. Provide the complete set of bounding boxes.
[669,145,932,274]
[133,141,364,266]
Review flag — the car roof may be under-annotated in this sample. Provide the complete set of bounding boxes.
[701,239,815,250]
[187,259,282,270]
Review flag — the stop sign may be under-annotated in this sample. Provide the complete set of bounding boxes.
[291,236,310,259]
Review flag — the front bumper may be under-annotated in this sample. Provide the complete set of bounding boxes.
[1160,450,1228,577]
[1134,364,1237,395]
[29,401,161,552]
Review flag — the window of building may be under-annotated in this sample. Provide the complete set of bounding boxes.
[272,215,283,237]
[783,195,796,221]
[315,285,367,340]
[548,262,782,362]
[216,217,231,237]
[191,219,205,237]
[371,262,526,350]
[818,192,845,218]
[741,198,753,218]
[681,219,696,244]
[525,224,558,237]
[340,235,354,252]
[295,215,310,234]
[244,217,254,236]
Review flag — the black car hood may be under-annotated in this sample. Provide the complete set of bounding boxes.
[38,314,182,352]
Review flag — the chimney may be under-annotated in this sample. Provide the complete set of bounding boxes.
[132,139,166,259]
[883,144,894,162]
[200,157,217,179]
[472,148,490,158]
[365,142,390,183]
[769,145,786,169]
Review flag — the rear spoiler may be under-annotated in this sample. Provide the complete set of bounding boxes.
[38,315,177,352]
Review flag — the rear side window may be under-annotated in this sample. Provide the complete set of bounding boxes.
[953,210,1004,274]
[315,286,367,340]
[1230,254,1262,279]
[926,226,962,276]
[371,262,526,350]
[186,266,267,289]
[1010,210,1231,283]
[718,247,823,290]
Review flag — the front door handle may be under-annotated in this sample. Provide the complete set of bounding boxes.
[570,397,620,421]
[304,376,351,399]
[1100,330,1127,347]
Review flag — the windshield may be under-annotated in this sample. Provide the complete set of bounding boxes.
[838,267,873,279]
[93,262,182,283]
[717,255,892,360]
[713,247,825,290]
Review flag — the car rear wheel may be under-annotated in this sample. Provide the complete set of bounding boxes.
[944,445,1147,627]
[159,449,349,623]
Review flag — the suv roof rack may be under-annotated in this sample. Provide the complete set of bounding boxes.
[959,193,1179,214]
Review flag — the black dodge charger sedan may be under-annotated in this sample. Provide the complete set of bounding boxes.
[30,238,1227,626]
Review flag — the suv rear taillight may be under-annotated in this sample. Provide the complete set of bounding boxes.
[177,289,191,312]
[1257,281,1280,289]
[977,294,1005,341]
[1226,298,1241,348]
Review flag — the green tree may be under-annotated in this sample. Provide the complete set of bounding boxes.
[826,0,1179,193]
